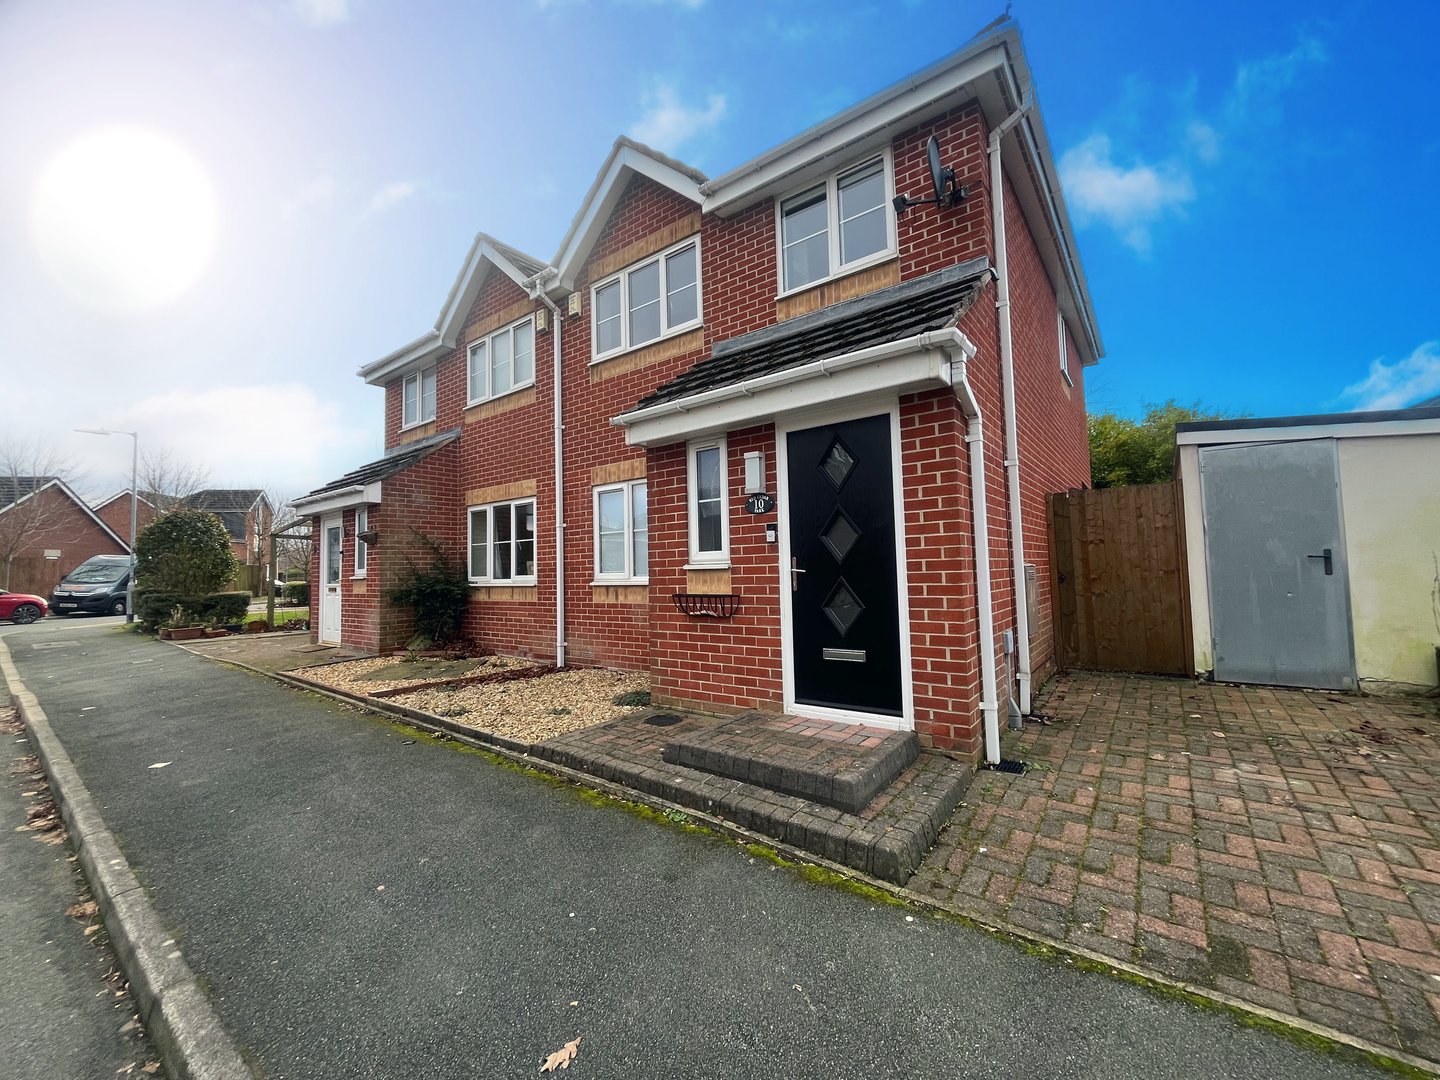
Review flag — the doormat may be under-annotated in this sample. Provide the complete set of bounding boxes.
[644,713,683,727]
[985,758,1029,775]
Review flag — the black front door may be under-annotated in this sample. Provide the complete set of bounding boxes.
[786,413,903,716]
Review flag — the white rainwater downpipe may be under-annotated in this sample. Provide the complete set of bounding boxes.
[945,340,1003,764]
[530,274,566,668]
[988,95,1035,715]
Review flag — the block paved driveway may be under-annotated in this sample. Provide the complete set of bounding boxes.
[1,619,1394,1080]
[919,671,1440,1064]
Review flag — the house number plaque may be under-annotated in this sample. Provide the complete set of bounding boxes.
[745,493,775,514]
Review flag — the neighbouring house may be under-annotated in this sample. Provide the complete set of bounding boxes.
[0,476,129,595]
[90,489,160,545]
[294,18,1103,764]
[1176,402,1440,695]
[181,490,273,574]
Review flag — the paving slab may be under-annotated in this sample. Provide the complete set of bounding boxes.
[919,671,1440,1066]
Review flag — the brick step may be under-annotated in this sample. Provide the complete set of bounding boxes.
[536,711,970,885]
[659,711,919,815]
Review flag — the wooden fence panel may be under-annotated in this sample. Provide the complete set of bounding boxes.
[1047,482,1193,676]
[5,557,64,599]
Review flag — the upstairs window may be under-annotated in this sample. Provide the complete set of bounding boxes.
[468,499,537,584]
[592,238,701,360]
[468,316,536,405]
[401,367,436,428]
[778,153,893,294]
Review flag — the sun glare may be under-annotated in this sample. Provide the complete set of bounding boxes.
[31,126,219,313]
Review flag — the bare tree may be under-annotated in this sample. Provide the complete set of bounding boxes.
[138,448,210,515]
[0,438,78,590]
[262,486,312,584]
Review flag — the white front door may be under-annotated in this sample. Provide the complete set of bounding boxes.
[319,515,342,644]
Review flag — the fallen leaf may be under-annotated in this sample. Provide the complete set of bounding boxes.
[142,1064,161,1075]
[148,762,171,770]
[67,900,99,919]
[84,925,100,936]
[540,1036,581,1072]
[1210,731,1225,739]
[376,885,385,892]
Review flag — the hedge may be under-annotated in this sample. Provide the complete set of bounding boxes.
[283,581,309,605]
[136,591,252,631]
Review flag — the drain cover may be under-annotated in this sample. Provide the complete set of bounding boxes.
[987,758,1029,775]
[645,713,682,727]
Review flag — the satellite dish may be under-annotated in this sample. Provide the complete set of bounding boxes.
[893,134,970,217]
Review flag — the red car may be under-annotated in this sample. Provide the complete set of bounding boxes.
[0,591,48,624]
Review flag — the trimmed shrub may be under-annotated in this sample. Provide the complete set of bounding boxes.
[196,592,250,626]
[135,510,237,595]
[388,534,467,644]
[135,591,252,631]
[283,580,309,606]
[135,592,192,631]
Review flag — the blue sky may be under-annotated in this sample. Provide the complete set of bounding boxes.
[1,0,1436,503]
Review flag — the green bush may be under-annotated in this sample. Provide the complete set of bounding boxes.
[135,510,237,594]
[135,591,251,631]
[283,580,309,605]
[388,534,467,644]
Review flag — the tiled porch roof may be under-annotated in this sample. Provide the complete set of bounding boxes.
[301,428,459,501]
[633,258,992,411]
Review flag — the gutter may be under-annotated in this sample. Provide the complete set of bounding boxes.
[528,269,567,669]
[989,95,1036,717]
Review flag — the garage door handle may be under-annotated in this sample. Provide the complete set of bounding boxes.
[1306,548,1333,575]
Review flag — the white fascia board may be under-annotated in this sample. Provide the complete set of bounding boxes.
[615,329,972,447]
[1176,418,1440,446]
[289,481,383,516]
[701,45,1007,217]
[357,331,447,386]
[553,144,703,291]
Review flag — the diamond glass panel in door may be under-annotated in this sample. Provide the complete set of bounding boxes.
[325,525,341,584]
[514,502,535,578]
[665,245,697,328]
[820,509,859,563]
[595,280,622,354]
[781,187,829,291]
[822,579,864,636]
[597,489,625,575]
[838,160,886,265]
[628,260,661,346]
[512,320,535,387]
[820,438,856,489]
[695,446,722,554]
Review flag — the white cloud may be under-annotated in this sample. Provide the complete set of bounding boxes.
[291,0,351,27]
[1058,135,1194,253]
[628,83,726,155]
[1338,341,1440,411]
[280,174,336,219]
[1229,36,1326,114]
[363,180,418,216]
[1186,121,1221,164]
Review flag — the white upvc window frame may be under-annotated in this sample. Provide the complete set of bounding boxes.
[1057,310,1073,386]
[467,498,538,585]
[592,479,649,585]
[775,148,897,298]
[353,507,368,577]
[467,314,537,406]
[590,236,702,363]
[401,366,437,429]
[686,436,729,567]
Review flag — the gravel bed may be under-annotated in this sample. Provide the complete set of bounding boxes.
[292,655,534,695]
[392,668,651,743]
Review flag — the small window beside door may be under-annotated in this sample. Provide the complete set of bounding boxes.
[354,508,368,577]
[686,437,728,566]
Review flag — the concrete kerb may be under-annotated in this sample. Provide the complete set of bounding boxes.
[0,637,256,1080]
[180,643,1435,1078]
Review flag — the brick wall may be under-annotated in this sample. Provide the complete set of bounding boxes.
[92,496,157,545]
[1,486,128,593]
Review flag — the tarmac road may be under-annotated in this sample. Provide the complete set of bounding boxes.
[1,616,1394,1079]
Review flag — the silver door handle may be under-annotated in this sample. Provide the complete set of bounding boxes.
[790,557,806,592]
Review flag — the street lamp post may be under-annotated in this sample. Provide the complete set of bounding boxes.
[76,428,138,623]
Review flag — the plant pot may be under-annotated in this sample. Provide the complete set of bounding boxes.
[222,623,244,634]
[246,620,270,634]
[169,626,205,641]
[203,628,230,638]
[158,628,173,640]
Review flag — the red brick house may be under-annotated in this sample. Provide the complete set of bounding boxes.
[0,477,129,595]
[91,489,160,545]
[295,20,1101,764]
